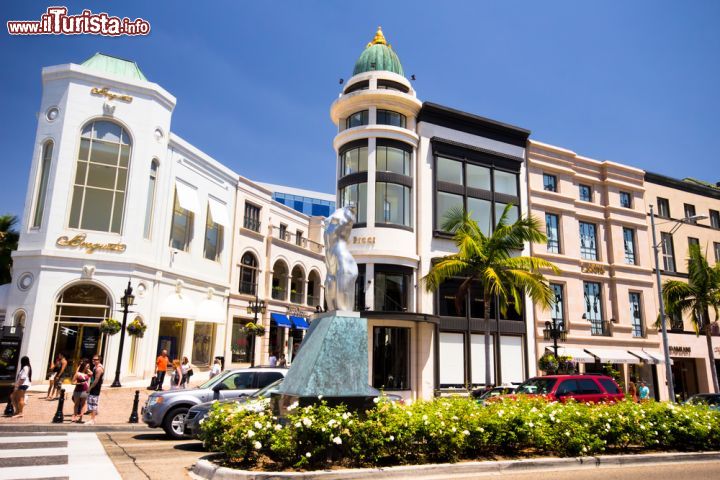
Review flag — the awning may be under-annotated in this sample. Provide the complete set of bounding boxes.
[270,313,291,328]
[290,316,309,329]
[548,347,596,363]
[629,350,672,365]
[584,347,640,364]
[195,299,226,324]
[175,180,200,213]
[159,293,195,319]
[208,197,230,227]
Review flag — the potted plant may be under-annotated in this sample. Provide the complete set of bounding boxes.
[127,317,147,338]
[100,318,121,335]
[243,322,266,337]
[538,352,559,374]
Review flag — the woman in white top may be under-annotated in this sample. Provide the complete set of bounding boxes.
[209,358,221,379]
[180,356,194,388]
[11,356,32,418]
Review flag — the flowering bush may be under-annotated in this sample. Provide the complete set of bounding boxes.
[199,396,720,470]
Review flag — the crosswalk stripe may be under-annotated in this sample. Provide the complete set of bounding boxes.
[0,436,67,444]
[0,447,68,458]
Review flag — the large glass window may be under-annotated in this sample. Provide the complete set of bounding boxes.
[239,252,258,294]
[69,120,131,233]
[243,203,261,232]
[543,174,557,192]
[494,170,517,196]
[231,318,252,363]
[345,110,368,129]
[203,206,223,261]
[376,182,411,227]
[468,198,492,235]
[467,164,491,190]
[657,197,670,218]
[620,191,632,209]
[143,160,158,239]
[437,157,463,184]
[579,184,592,202]
[551,283,564,330]
[684,203,697,222]
[376,145,411,175]
[340,144,368,176]
[372,327,410,390]
[374,265,411,312]
[583,282,605,336]
[661,232,675,272]
[579,222,598,260]
[711,210,720,229]
[546,213,560,253]
[32,140,53,228]
[623,227,636,264]
[339,182,367,224]
[376,109,406,128]
[629,292,643,338]
[495,202,518,226]
[170,192,192,251]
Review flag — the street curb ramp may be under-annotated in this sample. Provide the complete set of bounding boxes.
[189,450,720,479]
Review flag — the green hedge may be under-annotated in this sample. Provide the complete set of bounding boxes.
[198,397,720,470]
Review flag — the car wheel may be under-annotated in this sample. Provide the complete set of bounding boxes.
[162,407,189,440]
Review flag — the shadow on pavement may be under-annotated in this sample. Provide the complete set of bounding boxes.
[132,433,170,441]
[174,441,205,452]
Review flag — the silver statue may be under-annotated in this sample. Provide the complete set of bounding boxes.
[323,205,358,311]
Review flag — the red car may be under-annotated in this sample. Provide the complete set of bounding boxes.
[512,374,624,403]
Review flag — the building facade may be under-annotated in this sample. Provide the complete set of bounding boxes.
[260,183,336,218]
[644,173,720,399]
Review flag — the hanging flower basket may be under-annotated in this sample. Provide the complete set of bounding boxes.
[243,322,266,337]
[127,318,147,338]
[538,353,576,374]
[100,318,121,335]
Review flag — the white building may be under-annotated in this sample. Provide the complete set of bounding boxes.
[330,28,535,400]
[5,53,326,383]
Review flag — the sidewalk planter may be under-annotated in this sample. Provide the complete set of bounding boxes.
[198,397,720,471]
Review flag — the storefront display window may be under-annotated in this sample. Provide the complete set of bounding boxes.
[231,318,252,363]
[372,326,410,390]
[157,318,184,362]
[374,264,411,312]
[192,323,215,366]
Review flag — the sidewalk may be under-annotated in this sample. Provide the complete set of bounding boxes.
[0,372,212,426]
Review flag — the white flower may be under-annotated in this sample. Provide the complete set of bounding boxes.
[451,427,456,433]
[497,410,505,417]
[422,415,428,421]
[373,397,380,404]
[462,430,470,436]
[199,418,205,425]
[332,436,342,445]
[321,427,326,432]
[302,417,312,427]
[389,435,395,441]
[328,419,337,427]
[288,401,299,411]
[254,421,263,429]
[342,412,351,420]
[253,441,262,449]
[528,422,534,428]
[305,452,312,457]
[318,395,324,400]
[274,424,282,431]
[405,399,413,406]
[246,430,255,438]
[295,422,302,428]
[582,446,588,453]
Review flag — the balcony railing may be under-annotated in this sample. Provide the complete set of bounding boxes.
[243,217,261,232]
[590,319,612,337]
[290,291,304,304]
[272,287,286,301]
[271,226,323,254]
[306,295,321,308]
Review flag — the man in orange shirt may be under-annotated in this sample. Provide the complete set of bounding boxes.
[155,350,169,391]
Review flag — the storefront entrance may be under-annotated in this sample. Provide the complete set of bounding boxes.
[157,318,185,362]
[672,357,700,401]
[192,323,215,366]
[49,283,111,379]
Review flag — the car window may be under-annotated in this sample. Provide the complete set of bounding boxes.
[250,378,284,399]
[256,371,284,388]
[578,378,602,394]
[557,380,578,395]
[599,378,620,394]
[221,372,255,390]
[516,378,557,394]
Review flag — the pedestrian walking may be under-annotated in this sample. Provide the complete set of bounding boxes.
[209,358,222,379]
[71,359,90,423]
[170,359,183,390]
[11,356,32,418]
[639,381,650,402]
[627,376,639,403]
[155,349,169,391]
[268,351,278,367]
[278,354,287,367]
[180,356,194,388]
[86,355,104,425]
[45,354,62,400]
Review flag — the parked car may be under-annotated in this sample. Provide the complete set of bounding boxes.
[142,367,287,439]
[472,385,516,403]
[511,375,624,403]
[685,393,720,410]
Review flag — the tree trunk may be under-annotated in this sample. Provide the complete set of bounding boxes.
[706,326,719,393]
[484,294,492,388]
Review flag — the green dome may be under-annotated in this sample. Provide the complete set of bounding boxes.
[352,27,404,77]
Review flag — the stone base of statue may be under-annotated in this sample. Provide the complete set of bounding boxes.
[272,311,379,417]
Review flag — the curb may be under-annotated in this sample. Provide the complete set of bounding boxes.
[189,451,720,480]
[0,423,153,433]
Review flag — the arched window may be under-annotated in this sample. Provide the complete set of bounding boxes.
[290,266,305,304]
[69,120,132,233]
[32,141,53,228]
[239,252,258,294]
[271,260,289,301]
[143,160,158,239]
[307,270,322,307]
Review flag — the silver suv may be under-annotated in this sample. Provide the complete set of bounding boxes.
[141,367,287,439]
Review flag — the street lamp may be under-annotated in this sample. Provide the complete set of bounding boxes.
[649,207,707,403]
[111,281,134,388]
[543,297,567,358]
[246,284,266,368]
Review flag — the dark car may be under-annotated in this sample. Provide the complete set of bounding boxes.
[686,393,720,411]
[512,375,624,403]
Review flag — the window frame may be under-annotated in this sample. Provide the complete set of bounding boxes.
[579,221,598,260]
[660,232,676,272]
[345,110,369,129]
[619,191,632,209]
[143,159,159,239]
[579,184,592,202]
[545,213,560,253]
[657,197,670,218]
[203,205,223,262]
[243,202,261,232]
[684,203,697,222]
[715,242,720,263]
[710,210,720,229]
[373,264,412,312]
[376,109,407,128]
[239,252,258,295]
[543,173,557,192]
[623,227,636,265]
[629,291,644,338]
[372,326,411,390]
[339,140,368,177]
[550,283,565,331]
[31,140,54,229]
[583,281,605,336]
[169,191,193,252]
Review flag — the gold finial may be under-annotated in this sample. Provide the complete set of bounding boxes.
[367,26,387,47]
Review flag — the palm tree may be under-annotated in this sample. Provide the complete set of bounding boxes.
[662,244,720,393]
[423,205,560,387]
[0,215,19,285]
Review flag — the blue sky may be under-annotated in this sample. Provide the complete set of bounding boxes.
[1,1,719,219]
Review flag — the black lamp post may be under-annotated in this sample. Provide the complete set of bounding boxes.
[246,284,266,368]
[543,296,567,358]
[111,281,134,388]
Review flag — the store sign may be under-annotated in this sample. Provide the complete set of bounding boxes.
[56,233,127,254]
[91,87,133,103]
[669,345,691,356]
[352,236,376,245]
[581,263,605,275]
